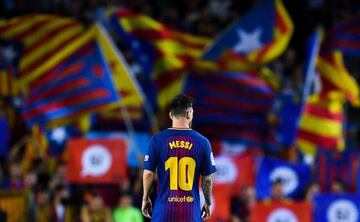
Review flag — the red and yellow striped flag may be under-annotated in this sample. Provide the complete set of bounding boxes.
[109,8,211,108]
[296,92,345,155]
[296,50,359,155]
[317,51,359,106]
[0,14,85,85]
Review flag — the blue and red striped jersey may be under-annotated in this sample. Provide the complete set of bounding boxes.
[144,128,216,222]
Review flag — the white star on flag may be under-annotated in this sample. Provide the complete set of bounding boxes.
[1,45,17,63]
[233,28,263,53]
[50,127,67,144]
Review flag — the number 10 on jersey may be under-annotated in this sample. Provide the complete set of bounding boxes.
[165,157,196,191]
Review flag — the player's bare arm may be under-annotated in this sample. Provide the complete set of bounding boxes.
[202,173,214,221]
[142,169,154,218]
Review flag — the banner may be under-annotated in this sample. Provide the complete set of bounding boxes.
[67,138,127,184]
[87,131,150,167]
[256,157,311,199]
[250,201,312,222]
[316,150,359,192]
[313,194,360,222]
[200,184,231,222]
[214,154,255,188]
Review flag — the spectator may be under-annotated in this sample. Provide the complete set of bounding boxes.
[305,182,321,202]
[24,170,38,190]
[35,190,52,222]
[331,178,347,193]
[113,192,143,222]
[52,185,76,222]
[231,185,256,222]
[81,194,112,222]
[7,161,24,189]
[269,179,286,202]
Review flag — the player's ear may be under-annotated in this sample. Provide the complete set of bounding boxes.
[186,111,190,119]
[169,112,173,120]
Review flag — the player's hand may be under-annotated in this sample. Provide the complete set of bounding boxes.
[141,197,152,218]
[201,203,211,221]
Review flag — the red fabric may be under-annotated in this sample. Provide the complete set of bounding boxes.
[250,201,312,222]
[211,184,231,222]
[67,138,127,184]
[214,154,255,192]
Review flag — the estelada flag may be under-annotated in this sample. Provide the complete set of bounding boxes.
[250,201,312,222]
[67,138,127,184]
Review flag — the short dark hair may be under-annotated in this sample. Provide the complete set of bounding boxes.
[169,94,194,117]
[271,178,283,186]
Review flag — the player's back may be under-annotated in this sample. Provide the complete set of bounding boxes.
[144,128,216,222]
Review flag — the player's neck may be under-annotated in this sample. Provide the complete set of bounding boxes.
[171,120,190,129]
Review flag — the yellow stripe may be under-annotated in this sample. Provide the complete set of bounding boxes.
[154,39,203,58]
[119,15,162,32]
[0,16,47,39]
[276,0,293,33]
[191,60,221,72]
[172,30,211,46]
[21,26,93,84]
[296,138,317,156]
[299,113,342,137]
[22,19,80,48]
[259,0,293,63]
[101,108,143,120]
[152,57,184,78]
[307,93,344,113]
[157,75,185,109]
[0,71,7,95]
[105,7,118,17]
[317,52,359,105]
[20,26,84,72]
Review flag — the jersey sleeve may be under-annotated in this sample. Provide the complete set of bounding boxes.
[143,137,157,172]
[200,139,217,176]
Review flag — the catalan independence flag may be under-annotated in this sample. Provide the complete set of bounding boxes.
[22,25,120,126]
[0,15,85,84]
[185,71,276,149]
[107,7,211,108]
[325,17,360,57]
[202,0,293,71]
[94,24,145,121]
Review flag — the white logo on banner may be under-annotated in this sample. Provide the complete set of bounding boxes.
[213,156,237,183]
[199,189,215,213]
[81,144,112,177]
[270,166,298,195]
[327,199,358,222]
[267,208,298,222]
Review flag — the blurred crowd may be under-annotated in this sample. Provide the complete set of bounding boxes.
[0,0,360,222]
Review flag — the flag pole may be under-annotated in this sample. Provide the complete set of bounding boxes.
[96,23,159,166]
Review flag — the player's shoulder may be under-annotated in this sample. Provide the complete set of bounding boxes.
[191,129,207,139]
[150,129,170,141]
[190,130,211,145]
